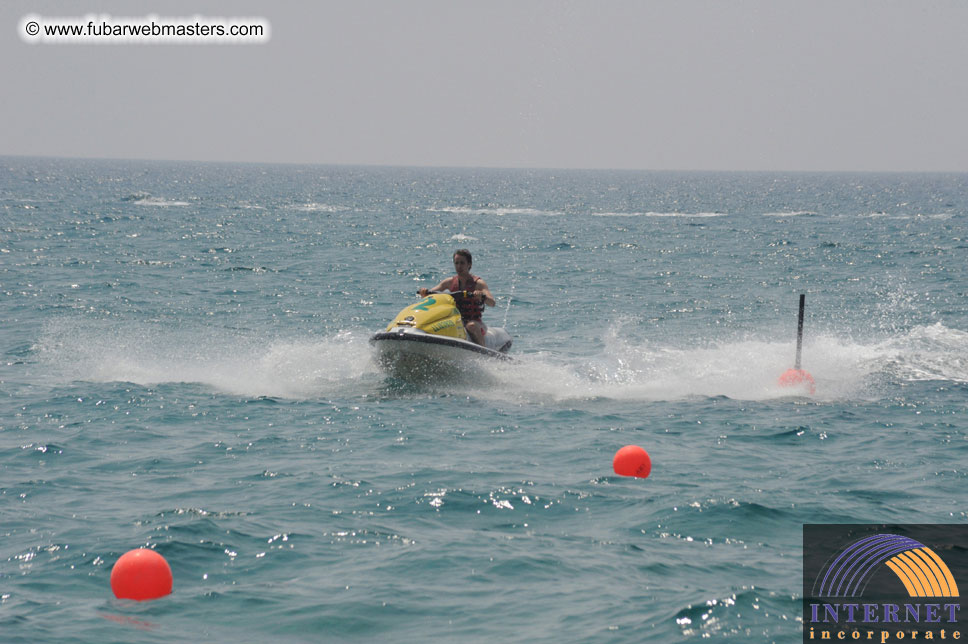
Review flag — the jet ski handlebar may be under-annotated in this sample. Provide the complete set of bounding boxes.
[418,289,482,300]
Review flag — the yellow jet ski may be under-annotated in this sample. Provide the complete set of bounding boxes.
[370,291,512,379]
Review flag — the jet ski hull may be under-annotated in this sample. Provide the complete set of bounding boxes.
[371,293,512,381]
[370,327,511,381]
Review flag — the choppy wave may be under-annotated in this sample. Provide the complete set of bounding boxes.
[856,212,956,220]
[288,202,349,213]
[122,192,190,207]
[431,206,564,216]
[591,211,727,218]
[762,210,817,217]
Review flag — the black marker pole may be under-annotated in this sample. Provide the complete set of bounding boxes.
[794,293,805,370]
[779,293,814,393]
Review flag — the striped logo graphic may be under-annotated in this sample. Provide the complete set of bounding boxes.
[814,533,960,598]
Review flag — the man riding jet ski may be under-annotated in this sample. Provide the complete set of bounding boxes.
[418,249,493,345]
[370,250,512,379]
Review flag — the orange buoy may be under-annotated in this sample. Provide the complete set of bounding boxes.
[613,445,652,479]
[110,548,172,601]
[778,368,816,394]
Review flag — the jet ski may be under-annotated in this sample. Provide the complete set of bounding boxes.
[370,291,512,380]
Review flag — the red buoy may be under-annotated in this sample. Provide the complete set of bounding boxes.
[778,368,816,394]
[613,445,652,478]
[110,548,173,601]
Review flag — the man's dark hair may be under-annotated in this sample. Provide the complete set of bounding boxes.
[453,249,473,267]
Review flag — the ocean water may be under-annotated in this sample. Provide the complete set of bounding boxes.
[1,158,966,643]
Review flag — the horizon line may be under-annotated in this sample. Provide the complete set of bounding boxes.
[3,152,967,175]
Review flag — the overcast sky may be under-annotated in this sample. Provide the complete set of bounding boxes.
[4,1,968,171]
